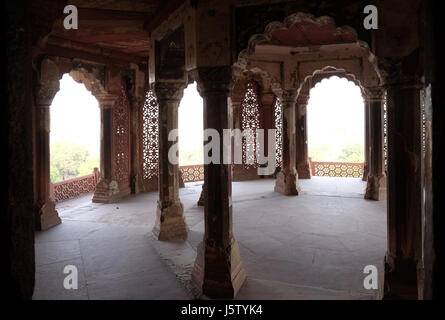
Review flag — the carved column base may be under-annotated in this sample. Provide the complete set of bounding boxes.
[365,175,387,200]
[37,200,61,231]
[92,179,128,204]
[197,184,204,206]
[274,171,301,195]
[153,201,188,241]
[381,254,420,300]
[297,161,312,179]
[191,237,246,299]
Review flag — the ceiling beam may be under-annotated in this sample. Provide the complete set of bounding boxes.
[45,36,147,66]
[144,0,185,33]
[77,8,153,21]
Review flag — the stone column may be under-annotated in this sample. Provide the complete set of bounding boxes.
[274,90,301,195]
[152,82,188,241]
[92,94,121,203]
[296,93,311,179]
[363,101,371,181]
[34,59,61,231]
[35,99,61,231]
[260,92,275,176]
[130,94,145,194]
[191,66,246,299]
[365,88,387,200]
[382,78,423,299]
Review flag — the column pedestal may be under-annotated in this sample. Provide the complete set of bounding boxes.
[274,170,300,195]
[38,199,61,231]
[365,175,387,200]
[92,179,121,203]
[192,237,246,298]
[153,201,188,241]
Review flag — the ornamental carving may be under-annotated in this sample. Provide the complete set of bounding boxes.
[141,90,160,180]
[113,86,131,188]
[241,82,261,168]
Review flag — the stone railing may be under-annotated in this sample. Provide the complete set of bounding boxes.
[180,165,204,183]
[309,159,364,178]
[51,168,100,203]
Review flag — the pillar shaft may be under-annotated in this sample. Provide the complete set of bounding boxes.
[152,82,188,241]
[35,103,61,230]
[92,94,123,204]
[274,90,301,195]
[365,88,387,200]
[191,66,246,299]
[296,94,311,179]
[363,102,371,181]
[383,82,423,299]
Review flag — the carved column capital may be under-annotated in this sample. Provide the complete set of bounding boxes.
[35,84,59,107]
[279,89,298,107]
[152,81,186,102]
[364,87,386,103]
[96,93,119,109]
[378,58,423,89]
[190,66,234,96]
[35,57,61,107]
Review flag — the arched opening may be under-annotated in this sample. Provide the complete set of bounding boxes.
[306,76,365,195]
[49,73,100,205]
[178,82,204,185]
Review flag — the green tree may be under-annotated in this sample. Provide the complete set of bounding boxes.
[50,166,61,182]
[50,142,89,180]
[309,145,331,162]
[338,143,364,163]
[78,157,100,176]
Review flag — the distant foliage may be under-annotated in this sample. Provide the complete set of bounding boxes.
[78,157,100,176]
[50,142,89,181]
[50,166,61,183]
[310,143,364,163]
[338,143,364,163]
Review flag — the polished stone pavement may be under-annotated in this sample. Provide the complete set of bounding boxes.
[33,177,386,300]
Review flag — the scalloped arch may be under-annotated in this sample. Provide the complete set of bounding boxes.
[233,12,382,90]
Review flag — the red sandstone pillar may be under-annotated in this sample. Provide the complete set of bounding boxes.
[34,58,61,231]
[382,79,423,299]
[365,88,387,200]
[152,81,188,241]
[92,93,122,203]
[35,102,61,230]
[191,66,246,298]
[296,93,311,179]
[363,101,371,181]
[274,90,301,195]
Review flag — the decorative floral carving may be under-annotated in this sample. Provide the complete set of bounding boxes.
[113,86,131,188]
[274,97,283,168]
[141,90,159,180]
[241,82,261,168]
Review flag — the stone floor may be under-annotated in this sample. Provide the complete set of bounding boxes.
[33,177,387,300]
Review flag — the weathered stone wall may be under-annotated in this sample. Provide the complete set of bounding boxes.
[4,0,35,299]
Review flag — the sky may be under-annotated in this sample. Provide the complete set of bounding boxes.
[50,75,363,165]
[307,76,364,161]
[178,82,204,165]
[50,74,100,158]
